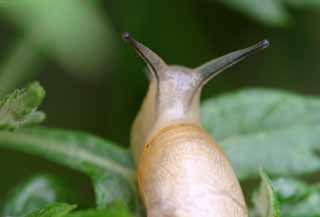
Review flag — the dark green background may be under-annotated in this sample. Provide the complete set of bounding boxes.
[0,0,319,206]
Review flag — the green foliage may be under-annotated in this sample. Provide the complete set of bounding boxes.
[201,88,320,180]
[2,82,320,216]
[202,88,320,216]
[93,173,140,210]
[2,175,75,216]
[3,82,320,216]
[215,0,320,26]
[0,0,116,96]
[3,0,115,75]
[0,127,139,213]
[65,203,132,217]
[216,0,290,27]
[284,0,320,7]
[0,127,135,178]
[252,169,280,217]
[272,178,309,202]
[0,82,140,215]
[272,178,320,217]
[26,203,76,217]
[0,81,45,129]
[0,0,319,216]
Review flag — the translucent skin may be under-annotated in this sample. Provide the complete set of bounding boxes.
[125,34,268,217]
[130,66,249,217]
[138,124,247,217]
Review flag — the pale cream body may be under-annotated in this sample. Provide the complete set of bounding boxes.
[131,68,248,217]
[138,124,247,217]
[125,33,268,217]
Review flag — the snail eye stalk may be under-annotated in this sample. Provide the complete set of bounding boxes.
[195,40,270,83]
[122,32,168,80]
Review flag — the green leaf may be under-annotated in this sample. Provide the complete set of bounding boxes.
[2,174,77,216]
[2,0,116,79]
[93,173,140,211]
[0,127,139,213]
[252,169,280,217]
[272,178,320,217]
[214,0,320,27]
[0,127,135,178]
[201,88,320,180]
[272,178,310,202]
[0,81,45,129]
[65,203,131,217]
[215,0,291,26]
[27,203,76,217]
[281,190,320,217]
[0,32,43,96]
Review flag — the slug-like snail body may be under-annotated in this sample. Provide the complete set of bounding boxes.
[123,32,269,217]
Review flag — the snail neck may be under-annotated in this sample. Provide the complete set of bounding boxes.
[130,77,201,162]
[124,32,270,162]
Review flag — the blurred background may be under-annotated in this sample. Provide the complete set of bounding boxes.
[0,0,320,207]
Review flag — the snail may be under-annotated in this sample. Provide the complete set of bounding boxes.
[122,32,269,217]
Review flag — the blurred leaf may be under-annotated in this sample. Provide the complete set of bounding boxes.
[215,0,290,26]
[272,178,310,202]
[282,192,320,217]
[284,0,320,7]
[215,0,320,27]
[2,175,75,216]
[0,127,140,213]
[252,169,280,217]
[93,173,140,211]
[66,203,131,217]
[27,203,76,217]
[201,89,320,180]
[272,178,320,217]
[0,82,45,129]
[1,0,116,80]
[0,31,43,96]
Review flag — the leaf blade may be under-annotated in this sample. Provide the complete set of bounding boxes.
[215,0,291,26]
[0,81,45,129]
[0,127,134,178]
[1,0,116,79]
[252,169,280,217]
[0,127,139,211]
[65,203,132,217]
[201,88,320,180]
[27,203,76,217]
[272,178,320,217]
[2,175,76,216]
